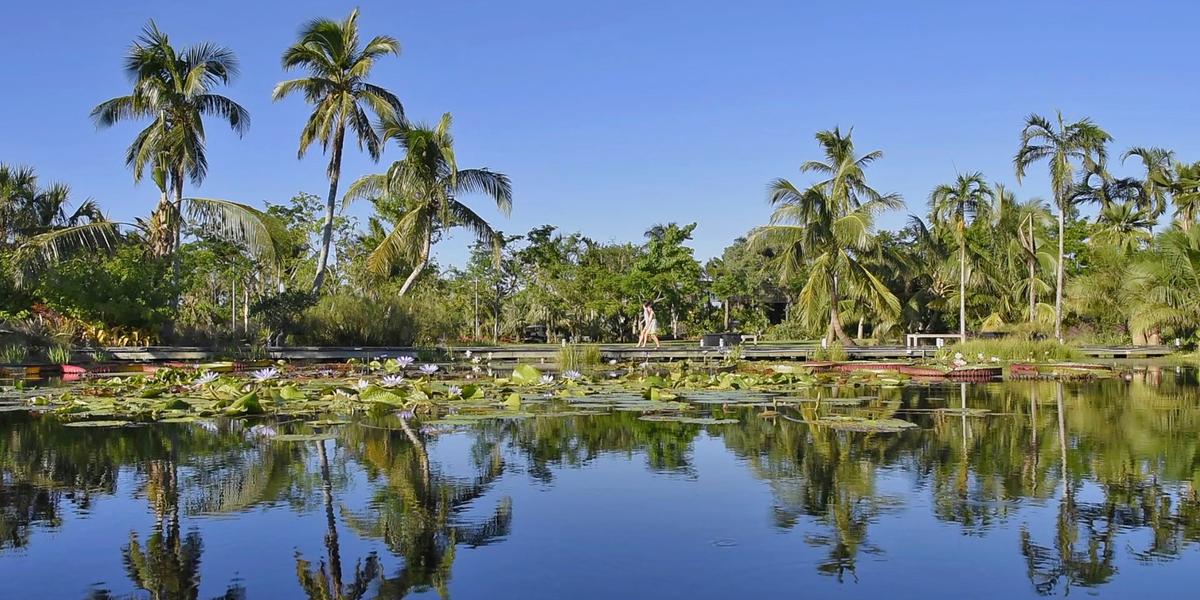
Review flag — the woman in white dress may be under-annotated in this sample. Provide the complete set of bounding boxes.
[637,301,660,349]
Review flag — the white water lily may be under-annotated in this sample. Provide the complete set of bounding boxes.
[447,385,462,398]
[191,371,219,387]
[465,350,473,358]
[563,370,582,381]
[396,356,415,368]
[419,364,439,375]
[953,352,964,360]
[380,375,406,388]
[251,367,280,382]
[540,374,555,385]
[354,378,370,391]
[471,356,482,364]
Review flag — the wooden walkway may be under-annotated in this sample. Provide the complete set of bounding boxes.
[93,343,1175,363]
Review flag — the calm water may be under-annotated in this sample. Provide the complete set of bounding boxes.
[3,369,1200,599]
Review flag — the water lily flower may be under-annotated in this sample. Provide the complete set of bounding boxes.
[191,371,219,388]
[380,375,406,388]
[471,356,482,364]
[354,378,370,391]
[472,365,482,374]
[953,358,968,367]
[397,356,415,368]
[563,370,582,381]
[465,350,473,359]
[398,410,415,421]
[953,352,963,360]
[540,374,555,385]
[251,367,280,382]
[447,385,462,398]
[419,364,439,375]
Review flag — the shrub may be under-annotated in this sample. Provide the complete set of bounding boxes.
[296,292,418,346]
[827,341,848,362]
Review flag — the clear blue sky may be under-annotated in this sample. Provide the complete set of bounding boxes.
[3,0,1199,265]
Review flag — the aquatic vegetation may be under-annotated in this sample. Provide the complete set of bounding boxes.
[1,345,28,365]
[419,364,439,375]
[251,367,281,382]
[380,374,406,388]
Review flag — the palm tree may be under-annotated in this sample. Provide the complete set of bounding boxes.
[345,113,512,297]
[1014,112,1112,340]
[1122,146,1174,218]
[929,172,993,339]
[1011,196,1055,324]
[1128,227,1200,340]
[751,128,902,345]
[91,21,249,304]
[1155,160,1200,232]
[0,164,102,246]
[273,8,403,294]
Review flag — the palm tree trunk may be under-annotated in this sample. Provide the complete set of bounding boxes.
[317,440,344,595]
[1055,205,1065,341]
[724,299,730,331]
[1028,217,1037,323]
[828,273,855,346]
[959,241,967,340]
[396,229,431,298]
[311,123,346,294]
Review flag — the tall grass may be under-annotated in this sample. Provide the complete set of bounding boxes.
[810,340,848,362]
[1,345,29,365]
[46,345,73,365]
[557,343,602,371]
[936,338,1082,362]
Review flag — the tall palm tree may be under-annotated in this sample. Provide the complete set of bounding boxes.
[91,21,250,304]
[929,172,993,339]
[751,127,902,345]
[273,8,403,294]
[1012,197,1055,324]
[345,113,512,297]
[1014,112,1112,340]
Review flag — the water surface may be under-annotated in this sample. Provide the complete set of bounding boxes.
[2,369,1199,598]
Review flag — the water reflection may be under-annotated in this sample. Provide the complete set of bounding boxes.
[1,370,1200,598]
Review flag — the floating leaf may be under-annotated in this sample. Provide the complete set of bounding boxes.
[64,420,132,428]
[511,364,541,385]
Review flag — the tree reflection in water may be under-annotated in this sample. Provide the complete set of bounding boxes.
[5,369,1200,597]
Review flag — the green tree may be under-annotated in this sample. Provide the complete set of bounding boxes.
[1014,112,1112,340]
[752,128,901,345]
[929,172,994,339]
[273,8,403,294]
[91,21,250,305]
[345,113,512,297]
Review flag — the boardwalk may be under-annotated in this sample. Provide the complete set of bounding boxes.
[93,342,1175,363]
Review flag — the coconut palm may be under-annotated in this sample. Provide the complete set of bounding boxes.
[751,128,902,345]
[1014,112,1112,340]
[273,8,403,294]
[929,172,994,339]
[91,21,249,298]
[345,113,512,297]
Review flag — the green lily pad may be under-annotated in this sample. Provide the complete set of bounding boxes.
[64,420,133,428]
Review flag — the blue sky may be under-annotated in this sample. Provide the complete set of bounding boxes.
[3,0,1199,265]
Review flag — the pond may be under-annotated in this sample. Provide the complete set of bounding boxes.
[2,368,1200,598]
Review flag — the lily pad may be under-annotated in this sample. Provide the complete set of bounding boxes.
[64,420,133,428]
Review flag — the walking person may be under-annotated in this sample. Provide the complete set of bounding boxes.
[637,301,660,349]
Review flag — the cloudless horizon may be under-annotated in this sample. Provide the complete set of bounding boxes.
[3,0,1199,266]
